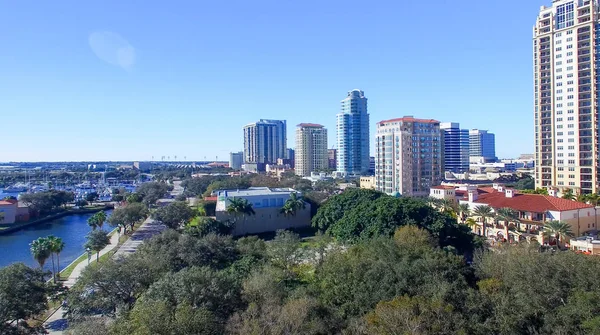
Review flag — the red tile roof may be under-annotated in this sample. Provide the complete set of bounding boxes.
[378,117,439,125]
[0,200,15,206]
[474,192,592,213]
[203,196,218,202]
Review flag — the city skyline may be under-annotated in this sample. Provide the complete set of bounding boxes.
[0,0,538,162]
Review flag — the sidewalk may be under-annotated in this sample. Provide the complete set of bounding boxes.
[43,231,120,334]
[113,217,165,258]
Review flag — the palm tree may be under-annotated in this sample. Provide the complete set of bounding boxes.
[226,198,256,220]
[562,188,575,200]
[30,237,51,279]
[95,211,107,230]
[587,193,600,207]
[47,236,65,282]
[87,214,100,230]
[280,193,306,217]
[465,218,477,229]
[426,197,442,208]
[543,220,574,248]
[473,205,494,238]
[458,203,471,223]
[440,199,456,213]
[576,194,588,203]
[496,207,520,226]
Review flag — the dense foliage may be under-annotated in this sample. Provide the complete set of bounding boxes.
[20,190,74,215]
[313,189,475,254]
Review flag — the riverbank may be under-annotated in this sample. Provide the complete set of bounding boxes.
[0,205,113,235]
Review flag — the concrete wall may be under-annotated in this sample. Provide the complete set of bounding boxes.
[216,205,311,236]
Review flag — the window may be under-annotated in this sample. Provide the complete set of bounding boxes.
[557,75,563,80]
[556,47,562,51]
[557,118,563,122]
[567,73,573,78]
[566,66,573,71]
[567,124,574,128]
[557,125,563,129]
[557,54,563,59]
[557,82,563,86]
[558,160,564,164]
[558,181,565,185]
[567,117,574,121]
[557,146,564,150]
[569,182,575,186]
[556,61,563,65]
[568,138,574,142]
[557,132,564,135]
[568,109,574,113]
[557,68,563,72]
[558,139,564,143]
[567,45,573,49]
[567,80,574,85]
[557,111,563,114]
[567,51,573,56]
[567,59,573,63]
[558,167,564,171]
[568,153,575,157]
[567,88,573,92]
[558,174,564,178]
[567,37,572,41]
[557,103,563,107]
[556,40,562,44]
[557,97,563,100]
[568,160,576,164]
[558,153,564,157]
[568,131,574,135]
[569,167,575,171]
[569,175,575,178]
[567,30,573,34]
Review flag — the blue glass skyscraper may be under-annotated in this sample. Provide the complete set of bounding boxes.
[336,89,370,175]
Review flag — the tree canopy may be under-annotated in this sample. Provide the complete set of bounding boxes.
[152,201,194,229]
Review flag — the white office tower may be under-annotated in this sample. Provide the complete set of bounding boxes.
[375,117,442,197]
[534,0,600,194]
[295,124,328,177]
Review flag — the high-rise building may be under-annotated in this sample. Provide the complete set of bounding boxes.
[337,89,370,176]
[243,120,287,164]
[469,129,496,162]
[375,116,442,197]
[229,152,243,170]
[440,122,470,173]
[534,0,599,194]
[295,124,328,177]
[328,149,337,170]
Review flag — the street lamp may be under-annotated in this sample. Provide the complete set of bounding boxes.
[86,247,91,265]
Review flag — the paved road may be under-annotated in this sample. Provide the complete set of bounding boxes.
[44,231,120,334]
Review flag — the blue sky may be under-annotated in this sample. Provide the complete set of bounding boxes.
[0,0,540,162]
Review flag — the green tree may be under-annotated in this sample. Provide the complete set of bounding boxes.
[152,201,194,230]
[364,295,466,335]
[587,193,600,206]
[577,193,589,203]
[108,202,149,234]
[30,237,52,273]
[495,207,520,230]
[562,188,575,200]
[279,192,306,217]
[267,230,302,275]
[184,217,233,237]
[0,264,49,335]
[543,220,574,248]
[226,198,256,218]
[136,182,171,206]
[47,235,65,283]
[458,203,470,223]
[473,205,494,238]
[312,188,384,232]
[85,192,99,203]
[84,230,110,261]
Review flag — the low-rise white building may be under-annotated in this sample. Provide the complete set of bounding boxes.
[215,187,311,236]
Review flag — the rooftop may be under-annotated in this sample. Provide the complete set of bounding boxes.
[378,116,439,125]
[297,123,324,128]
[216,187,298,197]
[473,192,592,213]
[0,200,14,206]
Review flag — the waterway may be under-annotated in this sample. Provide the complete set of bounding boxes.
[0,210,112,271]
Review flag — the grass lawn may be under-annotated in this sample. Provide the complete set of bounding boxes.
[59,253,88,279]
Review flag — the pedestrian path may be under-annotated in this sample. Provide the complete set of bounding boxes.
[113,217,165,258]
[43,230,120,334]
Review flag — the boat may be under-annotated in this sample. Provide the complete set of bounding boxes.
[3,183,29,193]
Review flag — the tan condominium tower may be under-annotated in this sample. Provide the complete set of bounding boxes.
[534,0,600,194]
[295,123,328,177]
[375,116,442,197]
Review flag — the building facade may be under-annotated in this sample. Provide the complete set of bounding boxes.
[229,152,243,170]
[243,119,287,164]
[215,187,311,236]
[336,89,370,176]
[328,149,337,170]
[295,124,328,177]
[286,148,295,168]
[375,116,443,197]
[469,129,496,162]
[534,0,600,194]
[440,122,470,173]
